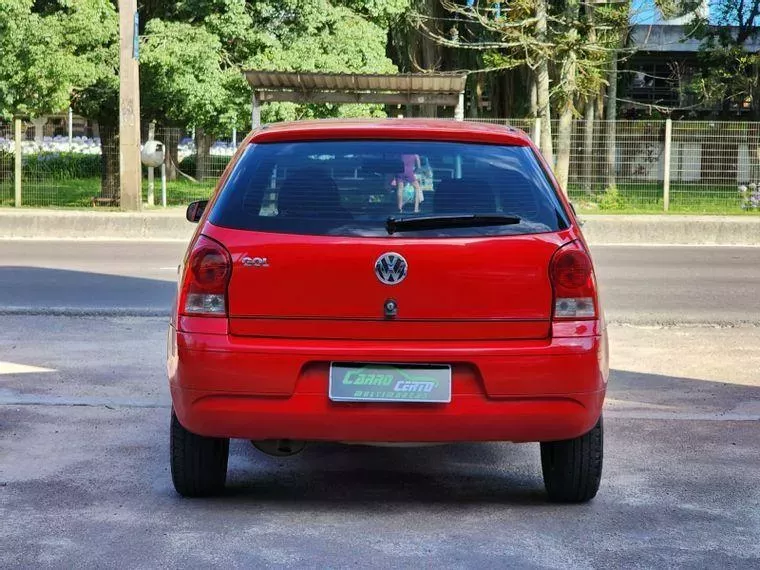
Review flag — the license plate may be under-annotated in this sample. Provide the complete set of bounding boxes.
[329,363,451,403]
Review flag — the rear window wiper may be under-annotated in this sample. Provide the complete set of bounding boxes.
[386,213,521,235]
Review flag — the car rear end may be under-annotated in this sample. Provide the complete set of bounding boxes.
[167,120,608,501]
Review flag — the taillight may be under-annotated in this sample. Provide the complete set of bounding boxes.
[550,241,597,320]
[179,235,231,317]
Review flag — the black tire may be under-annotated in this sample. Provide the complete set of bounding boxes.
[540,416,603,503]
[170,409,229,497]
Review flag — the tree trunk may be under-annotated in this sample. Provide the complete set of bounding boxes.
[536,0,553,166]
[582,98,596,194]
[556,107,574,194]
[555,1,580,192]
[605,54,618,189]
[418,2,441,118]
[164,127,180,181]
[581,4,597,194]
[195,127,212,181]
[530,74,538,118]
[99,122,120,200]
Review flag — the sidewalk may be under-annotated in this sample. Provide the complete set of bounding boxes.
[1,209,759,245]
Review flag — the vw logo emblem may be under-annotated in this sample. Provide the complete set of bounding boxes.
[374,252,408,285]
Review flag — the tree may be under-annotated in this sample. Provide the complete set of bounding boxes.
[415,0,556,155]
[247,0,405,122]
[139,0,406,178]
[413,1,629,190]
[49,1,122,199]
[686,0,760,118]
[0,0,75,119]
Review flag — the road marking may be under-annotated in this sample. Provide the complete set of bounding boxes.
[159,266,178,270]
[605,398,677,411]
[605,410,760,421]
[0,361,55,375]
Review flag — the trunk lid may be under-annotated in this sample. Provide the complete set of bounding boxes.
[209,226,568,340]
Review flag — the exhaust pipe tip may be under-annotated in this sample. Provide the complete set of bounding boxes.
[251,439,307,457]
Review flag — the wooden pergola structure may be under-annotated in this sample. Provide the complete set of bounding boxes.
[242,71,469,129]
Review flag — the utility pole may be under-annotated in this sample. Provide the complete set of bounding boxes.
[119,0,141,211]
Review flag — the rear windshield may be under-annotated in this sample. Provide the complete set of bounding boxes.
[210,140,569,237]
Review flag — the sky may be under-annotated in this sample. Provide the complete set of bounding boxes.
[630,0,717,25]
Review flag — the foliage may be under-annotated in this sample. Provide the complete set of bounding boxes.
[420,0,628,104]
[598,186,630,211]
[0,0,76,119]
[178,154,232,178]
[672,0,760,117]
[0,150,101,182]
[246,0,401,123]
[54,0,121,125]
[141,19,243,136]
[2,0,406,132]
[141,0,405,130]
[23,153,102,180]
[0,151,13,181]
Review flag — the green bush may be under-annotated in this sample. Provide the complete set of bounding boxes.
[598,186,629,211]
[0,152,13,182]
[23,153,102,180]
[178,155,232,179]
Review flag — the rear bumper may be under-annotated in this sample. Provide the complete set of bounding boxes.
[168,325,608,443]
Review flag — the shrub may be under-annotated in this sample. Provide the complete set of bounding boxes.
[598,186,629,211]
[178,155,232,179]
[23,153,102,180]
[0,152,13,182]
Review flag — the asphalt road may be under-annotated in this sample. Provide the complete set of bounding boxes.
[1,240,760,567]
[1,240,759,324]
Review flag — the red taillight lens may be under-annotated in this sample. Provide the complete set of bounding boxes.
[180,235,231,317]
[550,242,597,320]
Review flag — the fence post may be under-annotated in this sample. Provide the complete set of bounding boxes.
[147,121,155,207]
[532,117,541,146]
[14,118,22,207]
[663,118,672,212]
[251,92,261,130]
[68,107,74,152]
[161,162,167,208]
[454,91,465,121]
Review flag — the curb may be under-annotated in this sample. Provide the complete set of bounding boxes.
[579,215,760,246]
[0,209,195,241]
[1,210,759,245]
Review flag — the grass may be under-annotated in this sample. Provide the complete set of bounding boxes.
[568,183,759,215]
[0,177,758,214]
[0,177,215,208]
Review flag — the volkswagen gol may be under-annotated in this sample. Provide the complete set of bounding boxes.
[168,119,608,502]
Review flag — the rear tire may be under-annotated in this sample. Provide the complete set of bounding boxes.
[170,409,229,497]
[540,417,603,503]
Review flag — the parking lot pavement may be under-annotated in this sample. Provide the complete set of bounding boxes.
[1,316,759,567]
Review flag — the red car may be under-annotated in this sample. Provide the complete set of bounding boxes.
[168,119,608,502]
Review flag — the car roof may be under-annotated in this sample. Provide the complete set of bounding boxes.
[248,119,532,146]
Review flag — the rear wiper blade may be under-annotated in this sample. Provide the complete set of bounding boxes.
[386,213,521,235]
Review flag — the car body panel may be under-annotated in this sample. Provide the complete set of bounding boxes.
[205,224,575,340]
[168,323,607,442]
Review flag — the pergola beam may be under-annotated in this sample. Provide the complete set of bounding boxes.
[257,91,461,106]
[244,71,469,129]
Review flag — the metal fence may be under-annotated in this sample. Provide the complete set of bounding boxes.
[1,119,119,207]
[469,118,760,213]
[2,118,760,212]
[0,122,236,208]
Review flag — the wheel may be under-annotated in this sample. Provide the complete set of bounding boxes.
[540,416,603,503]
[170,409,229,497]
